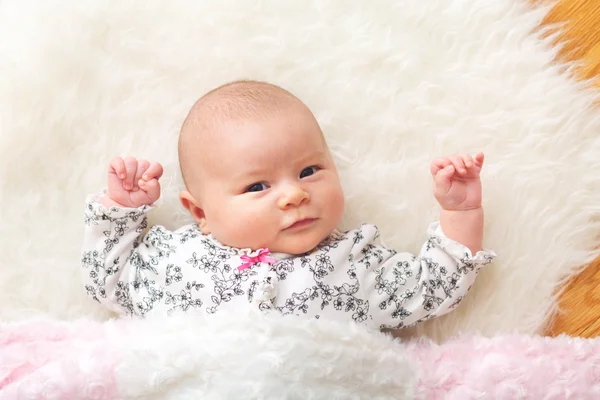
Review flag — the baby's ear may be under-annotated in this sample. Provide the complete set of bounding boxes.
[179,190,210,234]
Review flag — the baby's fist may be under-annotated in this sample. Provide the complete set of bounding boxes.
[103,157,163,208]
[430,153,484,211]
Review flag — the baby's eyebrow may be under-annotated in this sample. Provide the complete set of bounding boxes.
[233,168,269,181]
[296,150,326,165]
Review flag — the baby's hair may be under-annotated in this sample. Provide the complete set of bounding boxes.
[186,80,300,121]
[178,80,305,191]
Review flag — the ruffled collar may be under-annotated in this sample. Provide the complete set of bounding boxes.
[194,225,343,261]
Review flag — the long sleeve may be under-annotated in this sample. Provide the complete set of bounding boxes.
[81,193,164,317]
[349,223,496,329]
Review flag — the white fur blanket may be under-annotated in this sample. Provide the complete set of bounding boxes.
[0,0,599,343]
[3,1,600,398]
[1,312,599,399]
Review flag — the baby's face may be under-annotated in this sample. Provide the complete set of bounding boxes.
[185,106,345,254]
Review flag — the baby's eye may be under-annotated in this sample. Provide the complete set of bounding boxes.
[300,166,320,179]
[246,182,268,193]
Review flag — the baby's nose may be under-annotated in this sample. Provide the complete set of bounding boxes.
[277,183,310,209]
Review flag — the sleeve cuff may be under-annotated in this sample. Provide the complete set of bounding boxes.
[86,190,155,219]
[427,221,497,262]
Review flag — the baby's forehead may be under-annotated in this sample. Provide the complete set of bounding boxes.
[188,95,311,150]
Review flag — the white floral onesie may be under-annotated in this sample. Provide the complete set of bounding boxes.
[81,193,496,330]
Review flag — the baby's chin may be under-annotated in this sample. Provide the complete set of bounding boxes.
[270,244,315,255]
[269,234,329,255]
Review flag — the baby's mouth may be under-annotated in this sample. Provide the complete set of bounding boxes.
[284,218,317,230]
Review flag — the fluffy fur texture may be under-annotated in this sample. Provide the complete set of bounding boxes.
[1,312,599,399]
[406,333,600,399]
[0,0,599,342]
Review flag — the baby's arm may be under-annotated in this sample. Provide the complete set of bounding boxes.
[350,224,495,329]
[430,153,485,254]
[344,153,492,328]
[440,208,482,256]
[81,157,165,316]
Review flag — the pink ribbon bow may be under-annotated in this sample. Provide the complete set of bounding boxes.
[238,248,276,271]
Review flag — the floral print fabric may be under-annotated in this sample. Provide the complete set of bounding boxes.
[82,193,495,329]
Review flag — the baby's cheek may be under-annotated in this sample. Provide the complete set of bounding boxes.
[237,201,264,225]
[230,202,270,240]
[326,184,345,218]
[210,201,240,235]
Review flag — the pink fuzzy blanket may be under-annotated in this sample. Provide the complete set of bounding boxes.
[1,313,599,399]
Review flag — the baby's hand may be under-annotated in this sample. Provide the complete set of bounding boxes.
[103,157,164,208]
[430,153,484,211]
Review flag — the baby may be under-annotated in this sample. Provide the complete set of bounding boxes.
[82,80,496,330]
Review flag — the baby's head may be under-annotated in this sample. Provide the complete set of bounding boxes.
[178,80,344,254]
